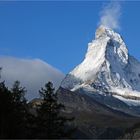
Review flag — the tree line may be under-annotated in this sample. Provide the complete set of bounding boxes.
[0,80,74,139]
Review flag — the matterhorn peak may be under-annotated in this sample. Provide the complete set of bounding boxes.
[95,25,123,42]
[61,26,140,107]
[95,25,110,39]
[94,25,128,66]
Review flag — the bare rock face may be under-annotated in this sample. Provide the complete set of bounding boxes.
[57,87,139,139]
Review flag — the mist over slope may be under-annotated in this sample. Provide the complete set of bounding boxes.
[0,56,65,100]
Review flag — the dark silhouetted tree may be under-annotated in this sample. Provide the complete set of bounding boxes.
[0,80,29,138]
[10,81,28,138]
[0,81,13,138]
[34,81,74,139]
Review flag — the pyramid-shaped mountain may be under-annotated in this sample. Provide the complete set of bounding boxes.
[60,25,140,115]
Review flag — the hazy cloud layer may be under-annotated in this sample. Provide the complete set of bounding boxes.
[0,56,65,100]
[99,1,121,30]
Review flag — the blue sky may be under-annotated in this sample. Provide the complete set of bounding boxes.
[0,1,140,74]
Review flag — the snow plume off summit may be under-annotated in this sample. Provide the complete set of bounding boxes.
[99,1,121,30]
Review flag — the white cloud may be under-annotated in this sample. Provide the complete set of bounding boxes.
[0,56,65,100]
[99,1,121,30]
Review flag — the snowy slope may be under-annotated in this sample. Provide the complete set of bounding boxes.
[0,56,65,100]
[61,25,140,106]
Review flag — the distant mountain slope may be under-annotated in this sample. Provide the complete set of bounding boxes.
[57,87,140,138]
[0,56,65,100]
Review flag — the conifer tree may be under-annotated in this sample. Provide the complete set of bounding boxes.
[0,68,14,138]
[0,80,29,138]
[34,81,74,139]
[0,81,13,138]
[10,81,28,138]
[11,81,26,104]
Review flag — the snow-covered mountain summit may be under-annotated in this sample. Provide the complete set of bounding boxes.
[61,25,140,106]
